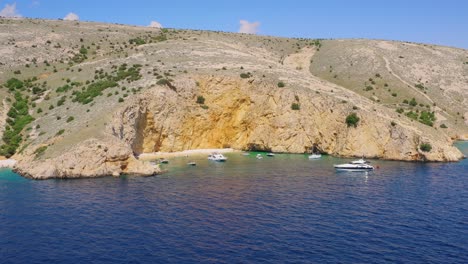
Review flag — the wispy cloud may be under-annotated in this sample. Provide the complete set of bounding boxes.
[238,20,260,34]
[148,21,163,28]
[30,1,40,8]
[64,12,79,21]
[0,2,22,17]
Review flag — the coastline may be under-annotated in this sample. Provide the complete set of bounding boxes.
[138,148,239,160]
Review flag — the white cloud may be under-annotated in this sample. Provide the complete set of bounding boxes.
[64,12,79,21]
[30,1,40,8]
[238,20,260,34]
[148,21,163,28]
[0,2,22,17]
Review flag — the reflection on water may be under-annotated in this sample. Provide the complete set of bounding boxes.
[1,143,468,263]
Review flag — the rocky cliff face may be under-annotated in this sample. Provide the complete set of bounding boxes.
[109,75,464,162]
[12,74,464,179]
[14,138,160,179]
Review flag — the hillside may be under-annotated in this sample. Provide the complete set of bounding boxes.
[0,18,467,179]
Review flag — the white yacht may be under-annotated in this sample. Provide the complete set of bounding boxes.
[308,153,322,159]
[256,154,263,159]
[266,153,275,157]
[208,153,227,162]
[334,158,374,170]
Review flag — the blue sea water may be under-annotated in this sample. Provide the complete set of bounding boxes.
[1,143,467,263]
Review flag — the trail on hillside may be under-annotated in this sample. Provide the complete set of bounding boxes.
[383,56,434,103]
[283,47,316,74]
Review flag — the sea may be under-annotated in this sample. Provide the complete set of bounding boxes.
[1,142,467,263]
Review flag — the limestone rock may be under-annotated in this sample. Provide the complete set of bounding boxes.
[14,138,160,179]
[108,76,464,162]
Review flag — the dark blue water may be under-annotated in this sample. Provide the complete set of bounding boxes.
[1,143,467,263]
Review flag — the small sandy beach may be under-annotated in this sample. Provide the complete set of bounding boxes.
[0,159,17,168]
[138,148,239,161]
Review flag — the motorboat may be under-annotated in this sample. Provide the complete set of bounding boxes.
[208,153,227,162]
[256,154,263,159]
[266,153,275,157]
[308,153,321,159]
[242,152,250,156]
[187,161,197,166]
[160,159,169,164]
[334,158,374,170]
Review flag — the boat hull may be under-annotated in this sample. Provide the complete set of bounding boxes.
[333,165,374,170]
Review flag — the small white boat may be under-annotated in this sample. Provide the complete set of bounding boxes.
[187,162,197,166]
[242,152,250,156]
[160,159,169,164]
[334,158,374,171]
[308,153,321,159]
[208,153,227,162]
[256,154,263,159]
[266,153,275,157]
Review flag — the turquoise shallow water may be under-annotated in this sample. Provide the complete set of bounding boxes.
[1,142,467,263]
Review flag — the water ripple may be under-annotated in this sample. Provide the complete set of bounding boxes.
[1,147,468,263]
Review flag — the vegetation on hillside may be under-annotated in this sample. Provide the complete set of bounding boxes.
[72,64,142,104]
[0,92,34,157]
[346,113,360,127]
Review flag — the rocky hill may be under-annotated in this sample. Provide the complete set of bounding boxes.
[0,18,467,179]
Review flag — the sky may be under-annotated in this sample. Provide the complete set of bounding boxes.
[1,0,467,49]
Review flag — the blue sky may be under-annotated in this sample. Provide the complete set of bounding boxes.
[1,0,467,49]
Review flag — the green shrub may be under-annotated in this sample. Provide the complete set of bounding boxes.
[345,113,360,127]
[153,34,167,42]
[277,81,285,87]
[129,37,146,45]
[420,143,432,152]
[440,124,448,128]
[5,78,24,91]
[391,121,397,127]
[240,73,251,79]
[66,116,74,123]
[415,83,425,90]
[56,85,72,93]
[405,111,418,120]
[196,95,205,104]
[419,111,436,126]
[291,103,300,110]
[118,98,124,103]
[57,96,66,106]
[156,79,170,85]
[79,46,88,55]
[34,146,48,157]
[396,108,404,114]
[409,98,417,107]
[365,86,373,91]
[56,129,65,136]
[73,80,118,104]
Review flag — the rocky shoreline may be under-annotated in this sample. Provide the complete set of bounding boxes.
[12,138,161,180]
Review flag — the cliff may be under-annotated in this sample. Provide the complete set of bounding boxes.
[109,76,463,161]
